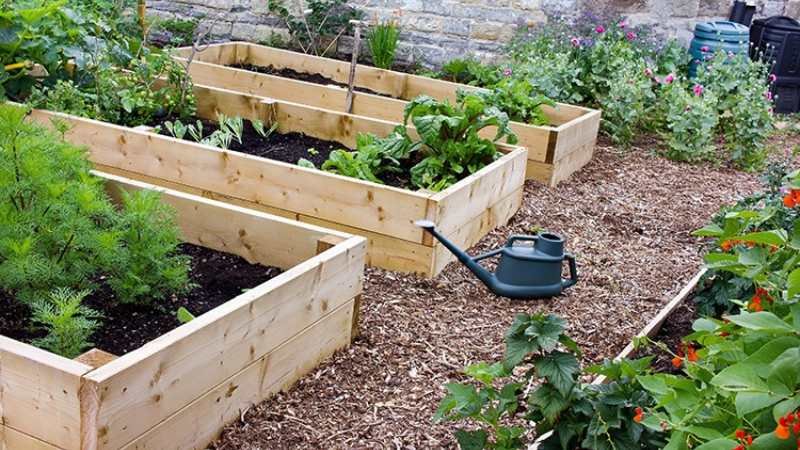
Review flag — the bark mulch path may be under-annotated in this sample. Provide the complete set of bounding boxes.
[213,140,763,450]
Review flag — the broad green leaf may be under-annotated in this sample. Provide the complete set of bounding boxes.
[464,362,506,386]
[712,363,770,392]
[685,426,724,440]
[533,351,579,396]
[695,439,739,450]
[732,230,788,246]
[788,268,800,300]
[693,223,724,237]
[735,391,784,416]
[528,384,569,424]
[774,396,800,422]
[725,312,795,333]
[454,429,488,450]
[637,374,670,396]
[766,348,800,395]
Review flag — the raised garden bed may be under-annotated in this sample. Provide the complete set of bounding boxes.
[174,42,601,187]
[27,84,528,277]
[0,171,367,450]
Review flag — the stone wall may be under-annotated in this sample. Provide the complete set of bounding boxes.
[149,0,798,67]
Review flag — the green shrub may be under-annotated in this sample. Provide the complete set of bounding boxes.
[31,288,101,358]
[598,61,654,148]
[661,81,719,162]
[470,78,555,126]
[267,0,364,56]
[437,57,503,87]
[0,103,189,305]
[367,20,401,70]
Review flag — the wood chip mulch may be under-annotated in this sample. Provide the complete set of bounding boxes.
[212,140,764,450]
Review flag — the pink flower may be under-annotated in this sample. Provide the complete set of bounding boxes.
[770,73,778,82]
[693,84,704,96]
[626,31,637,41]
[595,25,605,34]
[766,91,773,101]
[644,67,653,77]
[700,45,710,52]
[664,73,675,84]
[654,76,661,84]
[570,37,581,47]
[618,21,627,29]
[503,68,513,77]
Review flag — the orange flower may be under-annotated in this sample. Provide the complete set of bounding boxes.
[776,423,791,440]
[686,345,699,363]
[633,407,644,423]
[671,355,683,368]
[721,240,734,251]
[784,189,800,208]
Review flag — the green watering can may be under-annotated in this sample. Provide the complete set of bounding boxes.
[416,220,578,299]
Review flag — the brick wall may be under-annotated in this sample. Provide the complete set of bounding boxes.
[149,0,798,67]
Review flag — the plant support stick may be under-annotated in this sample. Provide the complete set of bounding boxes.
[345,20,368,113]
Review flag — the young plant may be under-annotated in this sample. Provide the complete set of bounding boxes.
[437,57,503,87]
[164,120,189,140]
[367,19,401,69]
[252,119,278,139]
[188,120,204,142]
[219,113,244,144]
[31,288,102,359]
[404,94,517,191]
[468,78,555,126]
[436,313,664,449]
[321,126,412,184]
[0,103,190,307]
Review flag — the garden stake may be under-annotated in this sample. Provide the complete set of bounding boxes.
[416,220,578,299]
[345,20,368,113]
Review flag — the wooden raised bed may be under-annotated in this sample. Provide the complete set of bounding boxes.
[0,171,367,450]
[26,84,528,277]
[174,42,601,186]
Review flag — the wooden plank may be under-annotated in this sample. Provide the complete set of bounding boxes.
[551,108,601,162]
[94,165,437,276]
[525,159,555,185]
[82,234,365,450]
[99,172,352,269]
[27,109,431,245]
[119,299,356,450]
[74,349,117,370]
[1,425,62,450]
[549,139,597,186]
[0,336,92,450]
[432,148,528,239]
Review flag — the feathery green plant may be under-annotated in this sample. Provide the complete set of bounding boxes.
[31,288,102,358]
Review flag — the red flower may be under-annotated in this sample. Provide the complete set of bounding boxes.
[633,407,644,423]
[736,429,746,439]
[671,355,683,368]
[777,423,791,440]
[686,344,699,363]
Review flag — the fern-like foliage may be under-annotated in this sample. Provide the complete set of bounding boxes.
[31,288,102,358]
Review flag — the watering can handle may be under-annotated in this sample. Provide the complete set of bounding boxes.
[505,235,539,247]
[562,253,578,289]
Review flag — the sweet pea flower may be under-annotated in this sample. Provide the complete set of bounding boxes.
[644,67,653,77]
[503,68,513,77]
[766,90,773,101]
[693,84,704,96]
[700,45,710,52]
[770,73,778,82]
[626,31,637,41]
[595,25,605,33]
[618,20,627,29]
[570,36,580,47]
[664,73,675,84]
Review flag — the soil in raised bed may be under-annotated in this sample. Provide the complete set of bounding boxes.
[230,63,392,98]
[0,243,281,356]
[153,117,414,189]
[633,300,699,374]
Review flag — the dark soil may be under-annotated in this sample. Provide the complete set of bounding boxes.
[634,300,699,374]
[0,243,281,356]
[230,63,392,98]
[155,117,413,189]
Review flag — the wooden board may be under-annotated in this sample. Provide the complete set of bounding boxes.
[120,299,356,449]
[175,42,601,185]
[27,93,526,277]
[0,337,91,450]
[0,425,62,450]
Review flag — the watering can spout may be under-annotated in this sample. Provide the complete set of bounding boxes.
[414,220,497,287]
[416,220,578,300]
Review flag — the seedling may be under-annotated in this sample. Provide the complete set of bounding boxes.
[252,119,278,139]
[176,306,196,324]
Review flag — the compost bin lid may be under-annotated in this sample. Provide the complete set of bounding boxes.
[694,21,750,41]
[762,15,800,32]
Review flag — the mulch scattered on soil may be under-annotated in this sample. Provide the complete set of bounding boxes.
[213,139,765,449]
[0,244,281,356]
